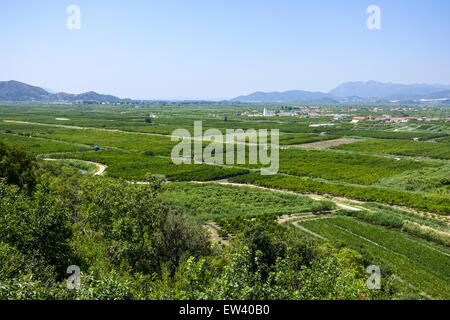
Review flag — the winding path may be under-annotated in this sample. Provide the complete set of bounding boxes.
[43,158,107,176]
[204,223,230,246]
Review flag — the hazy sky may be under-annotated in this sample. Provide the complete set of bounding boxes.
[1,0,450,100]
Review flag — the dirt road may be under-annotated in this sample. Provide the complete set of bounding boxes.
[43,158,107,176]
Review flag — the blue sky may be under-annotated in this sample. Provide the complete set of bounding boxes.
[1,0,449,100]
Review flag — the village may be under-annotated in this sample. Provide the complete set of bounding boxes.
[230,106,450,123]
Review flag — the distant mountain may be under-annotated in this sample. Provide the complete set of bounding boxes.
[232,81,450,104]
[423,90,450,99]
[0,80,50,101]
[51,91,130,104]
[0,80,131,103]
[43,87,57,94]
[231,90,337,103]
[3,80,450,104]
[329,80,450,99]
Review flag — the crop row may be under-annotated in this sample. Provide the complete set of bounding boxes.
[298,217,450,299]
[161,182,333,221]
[52,150,248,181]
[0,133,90,155]
[0,122,177,155]
[277,149,434,185]
[336,209,450,247]
[333,139,450,160]
[229,173,450,214]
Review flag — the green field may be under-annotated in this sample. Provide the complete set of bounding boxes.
[51,150,248,181]
[0,132,90,155]
[229,173,450,214]
[277,149,435,185]
[0,102,449,300]
[0,121,177,155]
[296,216,450,299]
[160,182,334,221]
[333,138,450,160]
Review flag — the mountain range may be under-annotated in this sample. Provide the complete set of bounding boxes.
[1,80,450,104]
[0,80,131,104]
[231,90,336,104]
[232,81,450,104]
[329,81,450,98]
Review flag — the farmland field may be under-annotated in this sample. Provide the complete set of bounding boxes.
[160,182,335,221]
[333,138,450,160]
[0,132,90,155]
[3,0,450,306]
[51,150,249,181]
[0,102,449,301]
[277,148,436,185]
[294,216,450,299]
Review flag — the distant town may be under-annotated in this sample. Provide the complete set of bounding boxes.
[229,106,450,122]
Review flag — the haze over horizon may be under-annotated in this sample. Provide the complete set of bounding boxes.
[1,0,450,100]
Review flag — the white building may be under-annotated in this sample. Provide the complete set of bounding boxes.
[263,108,274,116]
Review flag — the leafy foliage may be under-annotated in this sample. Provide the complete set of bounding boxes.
[298,216,450,299]
[230,173,450,214]
[161,182,333,220]
[0,102,448,300]
[334,139,450,160]
[0,140,37,190]
[277,149,433,185]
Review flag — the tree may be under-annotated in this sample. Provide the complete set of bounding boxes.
[243,223,286,275]
[0,140,36,191]
[78,175,169,273]
[153,212,212,273]
[0,180,73,276]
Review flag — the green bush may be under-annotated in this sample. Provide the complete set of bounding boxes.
[0,140,36,191]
